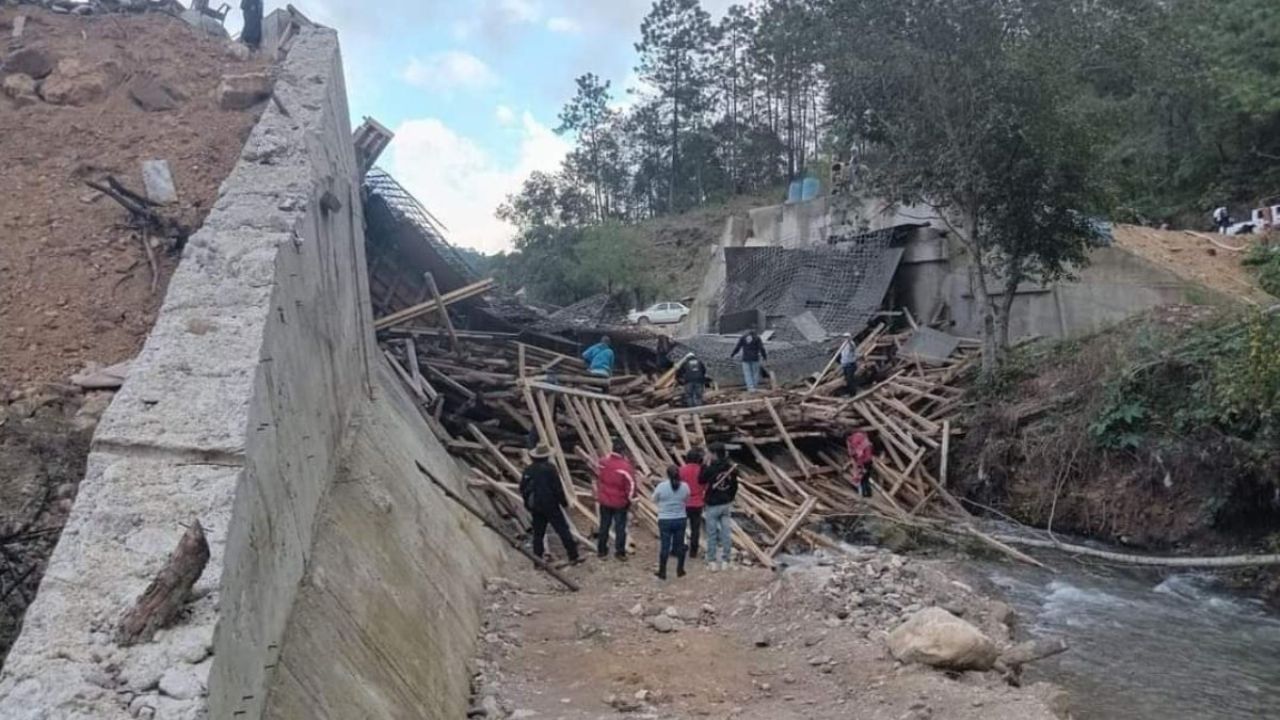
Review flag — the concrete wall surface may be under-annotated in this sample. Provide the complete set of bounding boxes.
[262,362,503,719]
[0,23,389,720]
[943,246,1223,341]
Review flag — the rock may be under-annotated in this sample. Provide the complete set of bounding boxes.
[646,615,676,633]
[480,695,501,717]
[987,601,1016,629]
[40,58,118,106]
[606,693,643,712]
[886,607,999,672]
[178,9,231,39]
[128,77,181,112]
[807,654,833,666]
[141,160,178,205]
[224,41,251,61]
[2,72,38,106]
[5,46,55,79]
[157,666,203,700]
[663,606,680,619]
[218,71,272,110]
[574,618,603,640]
[627,602,644,617]
[753,632,772,648]
[510,711,538,719]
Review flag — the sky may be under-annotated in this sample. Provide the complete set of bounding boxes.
[244,0,734,254]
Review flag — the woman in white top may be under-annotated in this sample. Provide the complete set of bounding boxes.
[652,465,691,580]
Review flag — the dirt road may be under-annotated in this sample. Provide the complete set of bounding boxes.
[471,536,1068,719]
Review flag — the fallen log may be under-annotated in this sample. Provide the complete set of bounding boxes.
[992,535,1280,568]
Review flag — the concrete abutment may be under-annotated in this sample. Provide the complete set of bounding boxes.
[0,20,502,720]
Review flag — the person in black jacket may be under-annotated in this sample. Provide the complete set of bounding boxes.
[699,443,739,571]
[676,353,708,407]
[520,445,582,564]
[730,329,767,391]
[240,0,263,49]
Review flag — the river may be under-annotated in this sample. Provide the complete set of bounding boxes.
[987,558,1280,719]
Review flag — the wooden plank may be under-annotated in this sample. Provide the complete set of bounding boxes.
[940,420,951,487]
[767,495,818,557]
[765,398,811,478]
[467,424,522,482]
[635,397,770,420]
[374,278,495,330]
[402,338,438,402]
[423,272,459,350]
[525,380,623,403]
[676,415,693,454]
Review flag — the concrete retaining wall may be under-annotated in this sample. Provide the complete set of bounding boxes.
[0,20,502,720]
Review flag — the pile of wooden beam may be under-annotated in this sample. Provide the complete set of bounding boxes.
[377,299,980,567]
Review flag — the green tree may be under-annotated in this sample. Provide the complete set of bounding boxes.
[635,0,718,212]
[556,73,622,222]
[572,223,656,302]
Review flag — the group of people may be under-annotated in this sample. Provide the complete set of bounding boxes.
[518,439,741,580]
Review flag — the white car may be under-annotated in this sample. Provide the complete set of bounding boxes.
[628,302,689,325]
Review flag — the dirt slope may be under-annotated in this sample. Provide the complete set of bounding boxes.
[1111,224,1275,306]
[0,8,264,390]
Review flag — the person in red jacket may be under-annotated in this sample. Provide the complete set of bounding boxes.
[595,438,636,560]
[846,431,874,497]
[679,448,707,558]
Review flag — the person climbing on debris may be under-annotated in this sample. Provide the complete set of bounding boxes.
[839,332,860,396]
[676,353,708,407]
[700,443,739,571]
[595,438,636,560]
[846,431,874,498]
[652,465,691,580]
[730,329,767,391]
[240,0,264,50]
[680,448,707,558]
[582,335,615,378]
[520,445,582,565]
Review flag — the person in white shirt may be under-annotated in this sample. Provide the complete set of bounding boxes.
[840,333,860,396]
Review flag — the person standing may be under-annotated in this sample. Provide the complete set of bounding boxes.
[652,465,691,580]
[679,448,706,558]
[1213,206,1231,234]
[595,438,636,560]
[582,335,615,377]
[240,0,263,50]
[676,353,708,407]
[730,329,767,391]
[700,443,739,571]
[519,445,581,564]
[839,333,860,396]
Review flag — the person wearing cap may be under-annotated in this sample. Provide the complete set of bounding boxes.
[595,438,636,560]
[520,445,582,564]
[699,442,739,571]
[839,333,860,396]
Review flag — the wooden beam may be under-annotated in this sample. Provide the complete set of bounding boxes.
[374,277,495,330]
[424,271,460,351]
[765,398,811,478]
[767,495,818,557]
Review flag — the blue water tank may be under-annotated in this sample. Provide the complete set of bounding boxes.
[801,176,820,201]
[787,180,803,203]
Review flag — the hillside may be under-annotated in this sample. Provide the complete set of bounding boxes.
[1111,224,1276,306]
[625,190,780,302]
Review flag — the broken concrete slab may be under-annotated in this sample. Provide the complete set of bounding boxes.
[12,15,26,40]
[791,310,828,342]
[217,71,272,110]
[70,360,131,390]
[142,160,178,205]
[901,327,962,365]
[4,45,56,79]
[178,9,231,40]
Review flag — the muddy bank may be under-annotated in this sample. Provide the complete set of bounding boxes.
[467,540,1068,719]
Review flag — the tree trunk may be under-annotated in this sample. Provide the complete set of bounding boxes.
[998,271,1019,349]
[961,207,999,376]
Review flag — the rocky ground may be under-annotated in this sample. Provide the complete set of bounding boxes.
[468,536,1070,720]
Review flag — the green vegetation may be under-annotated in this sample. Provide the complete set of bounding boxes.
[1243,243,1280,298]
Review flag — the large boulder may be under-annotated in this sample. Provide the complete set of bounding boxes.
[217,71,272,110]
[39,58,119,106]
[887,607,1000,671]
[4,46,56,79]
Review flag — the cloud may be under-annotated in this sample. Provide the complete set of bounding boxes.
[546,16,581,34]
[495,104,516,125]
[500,0,541,24]
[385,113,571,253]
[401,51,498,93]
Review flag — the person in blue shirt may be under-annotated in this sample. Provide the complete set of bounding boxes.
[582,335,615,377]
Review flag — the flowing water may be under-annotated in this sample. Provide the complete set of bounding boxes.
[987,558,1280,719]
